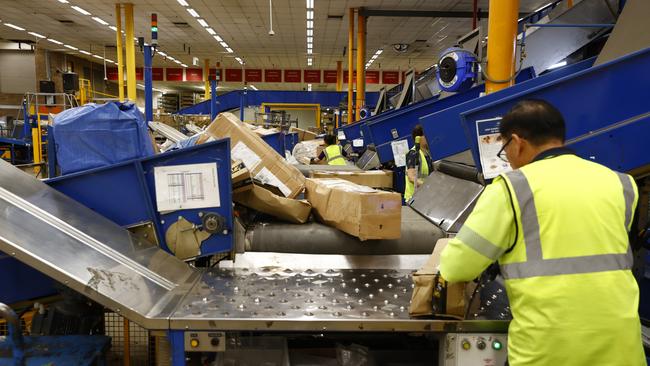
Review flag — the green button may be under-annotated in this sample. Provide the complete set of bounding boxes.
[492,340,503,350]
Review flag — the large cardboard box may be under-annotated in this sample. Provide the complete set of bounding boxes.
[309,170,393,189]
[200,112,305,198]
[305,178,401,241]
[234,185,312,224]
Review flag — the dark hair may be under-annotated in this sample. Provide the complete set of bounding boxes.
[324,134,336,145]
[499,99,565,145]
[412,124,424,142]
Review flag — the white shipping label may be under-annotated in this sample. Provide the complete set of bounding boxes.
[391,140,410,167]
[476,117,511,179]
[154,163,221,212]
[337,130,346,140]
[232,141,262,171]
[255,167,292,197]
[352,138,364,147]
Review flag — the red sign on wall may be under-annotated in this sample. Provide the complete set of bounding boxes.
[365,70,380,84]
[265,69,282,82]
[343,70,358,83]
[382,71,399,84]
[304,70,321,83]
[284,69,301,83]
[225,68,243,82]
[136,67,143,81]
[152,68,164,81]
[186,68,203,82]
[107,67,118,81]
[245,69,263,82]
[209,68,222,81]
[166,68,183,81]
[323,70,338,84]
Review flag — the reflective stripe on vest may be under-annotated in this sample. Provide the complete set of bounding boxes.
[325,145,345,164]
[499,170,635,280]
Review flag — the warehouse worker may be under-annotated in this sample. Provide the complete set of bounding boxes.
[439,99,644,366]
[311,134,348,165]
[404,125,433,201]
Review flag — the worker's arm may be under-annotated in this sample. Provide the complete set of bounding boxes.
[439,177,516,283]
[311,151,327,164]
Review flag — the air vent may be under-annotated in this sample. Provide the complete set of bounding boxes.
[58,19,74,24]
[327,14,343,20]
[172,22,190,28]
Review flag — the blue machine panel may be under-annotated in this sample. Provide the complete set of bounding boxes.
[261,132,286,156]
[460,47,650,172]
[46,139,233,257]
[420,58,594,161]
[0,254,55,304]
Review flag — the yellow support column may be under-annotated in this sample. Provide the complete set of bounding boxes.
[336,60,342,92]
[204,59,210,100]
[124,3,137,101]
[347,8,355,123]
[115,4,125,102]
[355,12,366,121]
[485,0,519,94]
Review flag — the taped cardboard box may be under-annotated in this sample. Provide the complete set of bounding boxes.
[310,170,393,189]
[305,178,401,241]
[232,161,311,224]
[198,112,305,198]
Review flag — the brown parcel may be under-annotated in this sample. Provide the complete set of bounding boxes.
[409,238,469,319]
[305,178,401,241]
[310,170,393,189]
[290,126,318,141]
[198,112,305,198]
[233,184,312,224]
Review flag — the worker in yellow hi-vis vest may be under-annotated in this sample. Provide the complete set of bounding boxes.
[311,134,348,166]
[439,100,644,366]
[404,125,433,202]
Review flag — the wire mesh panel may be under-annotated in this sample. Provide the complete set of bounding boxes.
[104,312,154,365]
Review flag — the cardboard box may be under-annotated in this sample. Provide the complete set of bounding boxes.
[290,127,318,141]
[309,170,393,189]
[199,112,305,198]
[292,139,325,165]
[305,178,401,241]
[234,184,312,224]
[232,161,253,193]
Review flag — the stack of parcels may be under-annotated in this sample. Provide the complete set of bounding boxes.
[198,113,311,224]
[305,178,402,241]
[309,170,393,189]
[292,139,325,165]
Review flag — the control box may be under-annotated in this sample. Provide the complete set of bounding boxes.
[184,331,226,352]
[440,333,507,366]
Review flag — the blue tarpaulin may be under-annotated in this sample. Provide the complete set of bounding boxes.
[53,102,154,174]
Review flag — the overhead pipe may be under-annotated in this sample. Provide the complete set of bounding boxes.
[347,8,354,124]
[484,0,519,94]
[355,11,366,121]
[336,60,342,92]
[204,59,210,100]
[115,4,125,102]
[124,3,137,101]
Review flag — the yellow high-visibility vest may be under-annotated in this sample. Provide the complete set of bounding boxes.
[404,147,430,201]
[324,145,346,166]
[439,152,644,366]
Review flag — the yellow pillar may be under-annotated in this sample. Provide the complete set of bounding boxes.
[355,12,366,121]
[115,4,125,102]
[336,60,342,92]
[204,59,210,100]
[485,0,519,94]
[567,0,573,7]
[347,8,355,123]
[124,3,137,101]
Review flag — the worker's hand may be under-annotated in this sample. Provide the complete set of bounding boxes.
[309,158,316,165]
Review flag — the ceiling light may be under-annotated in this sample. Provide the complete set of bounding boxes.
[109,25,117,31]
[307,43,313,49]
[307,84,312,91]
[306,0,314,8]
[177,0,189,6]
[57,0,69,3]
[307,20,313,29]
[307,59,313,66]
[250,85,258,90]
[174,59,182,64]
[220,41,228,48]
[307,48,312,54]
[92,17,109,25]
[79,50,91,55]
[376,49,383,55]
[93,54,103,59]
[197,18,208,27]
[307,29,313,36]
[71,5,91,15]
[187,8,199,17]
[214,35,223,42]
[28,32,46,38]
[64,44,78,50]
[106,59,115,63]
[181,63,188,68]
[548,60,567,69]
[225,47,233,53]
[47,38,63,45]
[307,10,314,20]
[307,36,313,43]
[4,23,25,31]
[158,51,167,57]
[206,27,216,35]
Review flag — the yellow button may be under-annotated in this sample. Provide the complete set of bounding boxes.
[190,339,200,348]
[461,340,471,350]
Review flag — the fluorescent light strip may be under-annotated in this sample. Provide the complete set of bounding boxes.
[71,5,91,15]
[187,8,199,17]
[79,50,91,55]
[92,54,103,59]
[249,85,258,90]
[307,10,313,19]
[158,51,167,57]
[307,20,313,29]
[177,0,189,5]
[206,27,216,35]
[92,17,108,25]
[214,35,223,42]
[109,25,117,31]
[28,32,45,38]
[4,23,25,31]
[307,29,313,36]
[220,41,228,48]
[181,63,188,68]
[197,18,208,27]
[307,84,312,91]
[306,0,313,8]
[225,47,233,53]
[58,0,69,3]
[48,38,63,45]
[64,44,78,50]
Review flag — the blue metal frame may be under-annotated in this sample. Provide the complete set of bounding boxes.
[0,254,56,304]
[420,57,594,161]
[144,45,154,122]
[460,47,650,173]
[46,139,234,257]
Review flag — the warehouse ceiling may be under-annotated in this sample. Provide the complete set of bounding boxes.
[0,0,554,90]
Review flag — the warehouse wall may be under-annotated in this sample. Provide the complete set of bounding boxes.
[0,51,36,94]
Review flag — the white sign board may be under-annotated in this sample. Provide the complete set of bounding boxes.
[476,117,512,179]
[154,163,221,212]
[391,139,410,168]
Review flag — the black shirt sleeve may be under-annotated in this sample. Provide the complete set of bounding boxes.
[405,150,418,169]
[318,151,326,160]
[341,147,348,157]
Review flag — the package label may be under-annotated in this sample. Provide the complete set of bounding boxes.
[255,167,292,197]
[353,138,364,147]
[337,130,346,140]
[232,141,262,171]
[476,117,511,179]
[391,140,410,167]
[154,163,220,212]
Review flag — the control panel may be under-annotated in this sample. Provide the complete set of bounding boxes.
[440,333,507,366]
[184,331,226,352]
